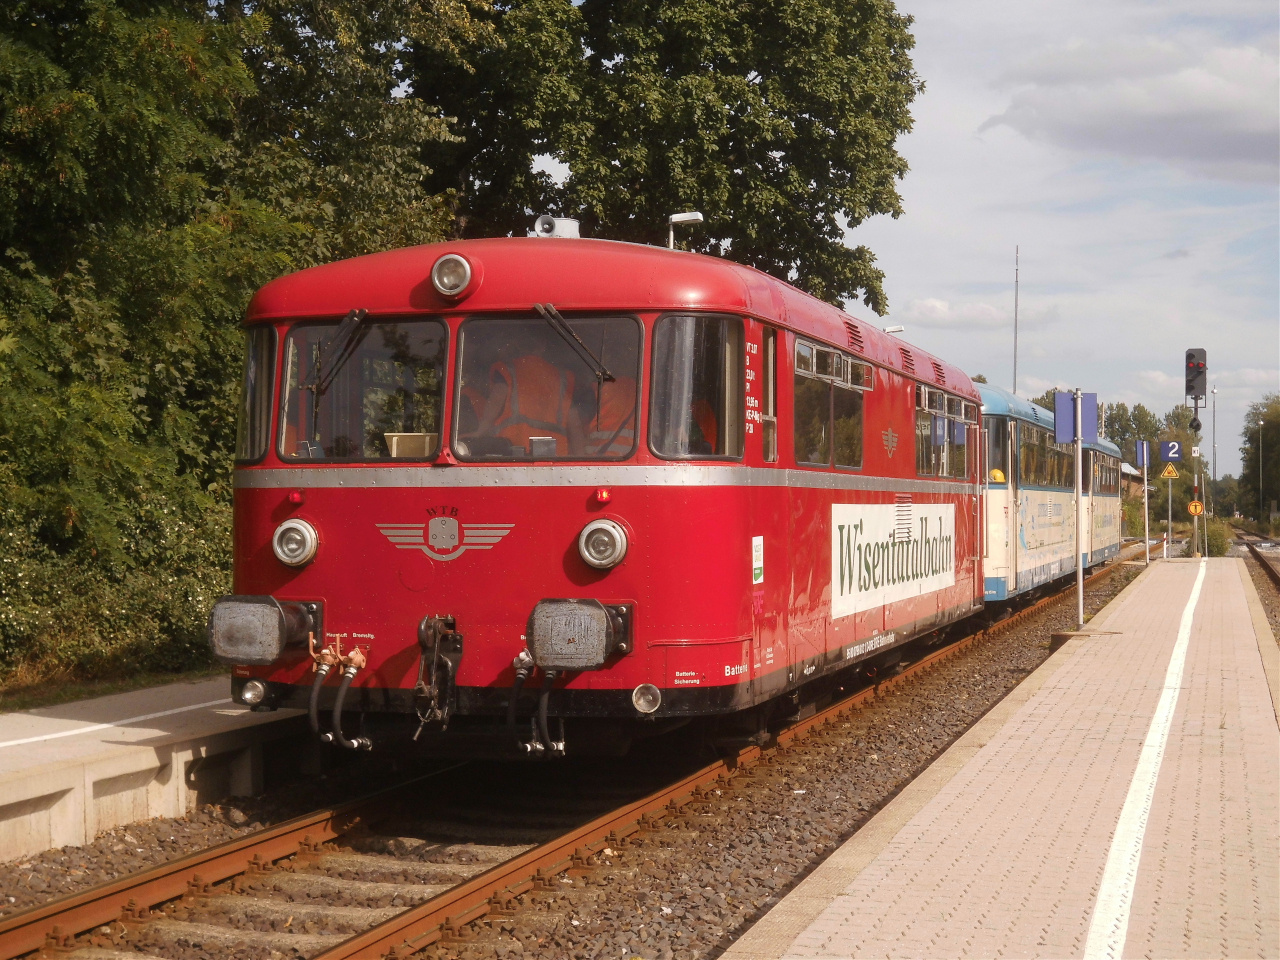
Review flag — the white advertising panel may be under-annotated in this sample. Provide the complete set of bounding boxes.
[831,503,956,618]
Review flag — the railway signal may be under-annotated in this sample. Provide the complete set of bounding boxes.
[1185,349,1207,399]
[1185,348,1206,432]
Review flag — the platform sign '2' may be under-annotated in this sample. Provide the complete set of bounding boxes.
[1159,440,1183,461]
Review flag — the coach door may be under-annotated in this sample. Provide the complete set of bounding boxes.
[749,324,791,699]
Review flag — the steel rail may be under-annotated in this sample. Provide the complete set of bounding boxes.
[1244,538,1280,590]
[0,551,1139,960]
[0,767,463,960]
[314,553,1140,960]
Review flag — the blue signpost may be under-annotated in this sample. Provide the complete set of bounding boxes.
[1159,440,1183,461]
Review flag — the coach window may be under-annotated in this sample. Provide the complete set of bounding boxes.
[795,340,868,469]
[278,317,446,460]
[915,386,936,475]
[235,326,275,463]
[984,416,1008,483]
[762,328,778,462]
[650,314,744,458]
[794,343,829,465]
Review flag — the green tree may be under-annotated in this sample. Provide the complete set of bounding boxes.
[0,0,487,681]
[1104,402,1134,461]
[971,373,988,384]
[1130,403,1161,449]
[1239,394,1280,525]
[0,0,285,673]
[1211,473,1239,519]
[418,0,922,313]
[1030,388,1057,411]
[220,0,491,265]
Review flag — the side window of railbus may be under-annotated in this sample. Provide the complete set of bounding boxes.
[916,386,947,475]
[762,328,778,462]
[945,396,968,478]
[454,315,641,460]
[794,339,870,469]
[984,416,1009,484]
[650,315,744,459]
[235,326,275,463]
[277,317,447,460]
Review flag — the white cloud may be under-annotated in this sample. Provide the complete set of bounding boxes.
[842,0,1278,474]
[895,298,1007,328]
[982,39,1280,181]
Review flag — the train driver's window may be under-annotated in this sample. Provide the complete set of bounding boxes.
[649,314,744,459]
[235,326,275,463]
[984,416,1008,484]
[762,328,778,462]
[455,315,641,460]
[278,316,447,461]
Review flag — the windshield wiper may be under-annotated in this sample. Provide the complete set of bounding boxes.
[534,303,615,384]
[311,308,370,395]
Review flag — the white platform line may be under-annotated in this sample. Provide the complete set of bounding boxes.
[0,698,233,749]
[1083,558,1207,960]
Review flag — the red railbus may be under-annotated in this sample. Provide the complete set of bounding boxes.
[210,236,983,754]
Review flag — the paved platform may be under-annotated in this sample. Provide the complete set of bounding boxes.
[0,678,304,862]
[726,558,1280,959]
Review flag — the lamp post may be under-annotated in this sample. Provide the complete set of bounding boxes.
[667,211,703,249]
[1261,419,1266,524]
[1211,385,1217,516]
[1012,246,1020,395]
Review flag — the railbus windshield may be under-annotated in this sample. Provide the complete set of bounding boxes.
[277,316,448,460]
[454,315,641,460]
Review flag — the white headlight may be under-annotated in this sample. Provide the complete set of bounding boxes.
[240,679,268,705]
[273,518,318,567]
[632,683,662,714]
[431,254,472,297]
[578,518,628,569]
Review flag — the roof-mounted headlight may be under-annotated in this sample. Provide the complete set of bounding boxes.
[273,518,318,567]
[431,254,473,298]
[579,519,628,569]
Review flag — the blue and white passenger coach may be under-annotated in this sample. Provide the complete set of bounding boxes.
[979,385,1123,601]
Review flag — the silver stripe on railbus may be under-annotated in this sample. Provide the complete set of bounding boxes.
[233,464,977,496]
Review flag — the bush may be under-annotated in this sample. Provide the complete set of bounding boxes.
[1205,520,1231,557]
[0,481,229,680]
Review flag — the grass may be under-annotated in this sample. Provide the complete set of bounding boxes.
[0,664,228,714]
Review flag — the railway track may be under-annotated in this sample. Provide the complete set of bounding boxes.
[0,550,1145,960]
[1238,530,1280,590]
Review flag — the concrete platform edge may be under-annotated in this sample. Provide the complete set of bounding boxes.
[720,561,1157,960]
[0,713,307,862]
[1237,556,1280,726]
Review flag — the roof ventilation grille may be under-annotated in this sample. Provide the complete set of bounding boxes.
[931,360,946,384]
[843,321,865,354]
[900,347,916,375]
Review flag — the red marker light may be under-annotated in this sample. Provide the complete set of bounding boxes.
[595,488,612,503]
[288,490,304,505]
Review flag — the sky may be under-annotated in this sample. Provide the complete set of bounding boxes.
[844,0,1279,476]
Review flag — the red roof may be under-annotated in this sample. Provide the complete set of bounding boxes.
[246,238,977,399]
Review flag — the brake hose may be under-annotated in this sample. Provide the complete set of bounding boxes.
[308,662,331,734]
[331,664,372,750]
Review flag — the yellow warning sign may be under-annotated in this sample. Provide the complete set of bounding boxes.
[1188,500,1204,516]
[1160,463,1180,480]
